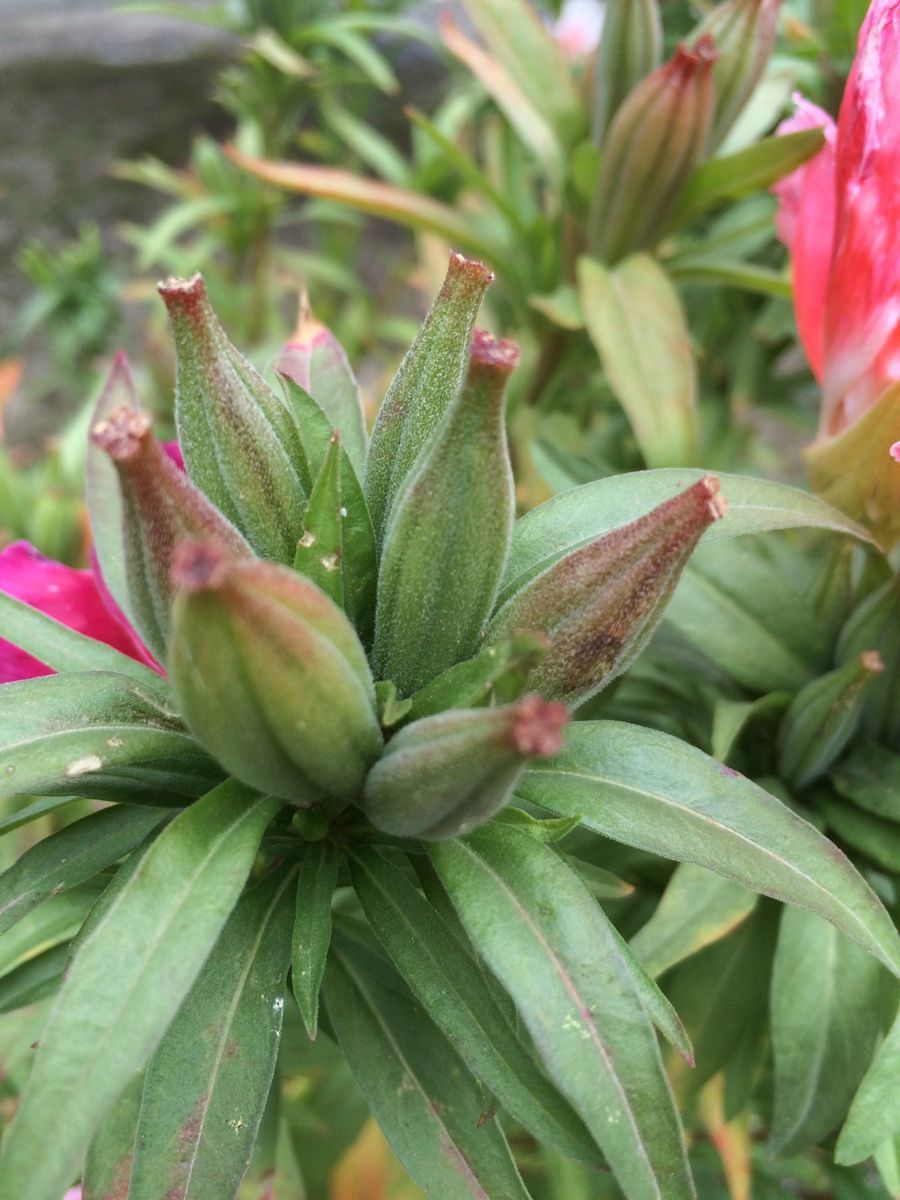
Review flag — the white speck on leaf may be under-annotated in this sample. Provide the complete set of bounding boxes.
[66,755,103,778]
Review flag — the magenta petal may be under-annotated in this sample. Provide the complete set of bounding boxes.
[0,541,148,683]
[162,440,184,471]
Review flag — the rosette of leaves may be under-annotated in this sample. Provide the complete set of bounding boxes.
[0,254,896,1200]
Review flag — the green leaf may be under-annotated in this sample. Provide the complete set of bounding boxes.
[82,1072,145,1200]
[291,839,339,1040]
[710,693,791,762]
[666,909,775,1098]
[0,671,197,805]
[517,722,900,977]
[770,907,890,1155]
[578,255,699,468]
[0,588,164,690]
[282,378,377,643]
[0,804,166,936]
[837,1006,900,1166]
[0,780,281,1200]
[670,128,826,227]
[819,796,900,873]
[229,151,505,269]
[0,796,79,840]
[0,941,69,1013]
[441,16,566,184]
[665,541,828,693]
[630,863,758,979]
[431,823,695,1200]
[666,258,792,298]
[831,741,900,821]
[85,353,139,627]
[348,844,600,1164]
[324,922,533,1200]
[0,883,102,979]
[129,866,296,1200]
[456,0,582,142]
[498,470,873,611]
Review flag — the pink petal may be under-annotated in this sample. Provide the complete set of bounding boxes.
[63,1190,82,1200]
[0,542,146,683]
[771,95,838,383]
[891,441,900,462]
[162,440,184,471]
[822,0,900,433]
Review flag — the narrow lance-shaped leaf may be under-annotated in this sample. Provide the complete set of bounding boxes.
[0,804,167,936]
[498,468,874,611]
[91,404,253,665]
[324,922,533,1200]
[85,351,140,625]
[408,632,549,721]
[82,1072,145,1200]
[517,721,900,977]
[430,823,695,1200]
[169,542,382,806]
[0,941,70,1014]
[630,862,758,979]
[836,1006,900,1166]
[348,844,601,1164]
[770,907,890,1155]
[373,329,517,693]
[160,273,309,563]
[294,432,346,611]
[0,780,282,1200]
[128,866,296,1200]
[291,839,339,1040]
[486,475,725,706]
[277,289,368,480]
[0,671,197,806]
[578,255,698,467]
[365,252,493,545]
[0,586,163,691]
[280,376,377,645]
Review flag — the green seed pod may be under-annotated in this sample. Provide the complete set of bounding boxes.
[372,329,517,695]
[90,407,253,666]
[159,274,310,563]
[589,38,717,263]
[591,0,663,144]
[485,475,726,706]
[364,695,569,840]
[778,652,885,790]
[689,0,781,150]
[806,539,855,645]
[169,540,382,806]
[365,252,494,544]
[836,577,900,748]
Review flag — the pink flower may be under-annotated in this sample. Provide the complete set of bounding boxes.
[63,1189,82,1200]
[553,0,604,59]
[0,542,151,683]
[773,0,900,438]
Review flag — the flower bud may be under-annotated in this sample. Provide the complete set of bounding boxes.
[485,476,726,706]
[372,330,517,695]
[365,253,494,544]
[277,289,368,481]
[836,576,900,747]
[90,407,252,665]
[689,0,781,149]
[159,274,310,563]
[778,651,885,789]
[589,38,717,263]
[591,0,662,143]
[364,695,569,840]
[169,540,382,806]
